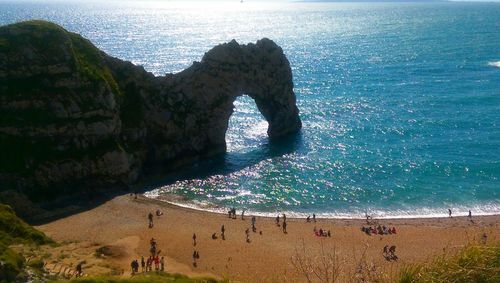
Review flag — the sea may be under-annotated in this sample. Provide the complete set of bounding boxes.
[1,0,499,218]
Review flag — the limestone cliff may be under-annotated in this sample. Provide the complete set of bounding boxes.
[0,20,301,195]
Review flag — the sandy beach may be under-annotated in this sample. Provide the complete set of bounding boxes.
[36,194,499,282]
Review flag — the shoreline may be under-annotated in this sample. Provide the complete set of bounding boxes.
[144,191,500,221]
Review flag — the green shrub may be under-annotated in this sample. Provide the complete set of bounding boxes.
[27,258,44,270]
[0,203,52,281]
[0,242,25,282]
[0,204,52,246]
[398,243,500,283]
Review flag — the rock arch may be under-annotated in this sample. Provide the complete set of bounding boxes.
[0,21,301,190]
[152,39,302,160]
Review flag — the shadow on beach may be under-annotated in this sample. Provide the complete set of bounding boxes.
[23,131,304,225]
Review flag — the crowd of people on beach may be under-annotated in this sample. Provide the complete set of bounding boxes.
[305,214,331,237]
[132,205,486,277]
[129,210,168,275]
[130,237,165,275]
[361,225,397,236]
[120,195,491,279]
[313,226,331,237]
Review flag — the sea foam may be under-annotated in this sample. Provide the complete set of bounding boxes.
[488,61,500,67]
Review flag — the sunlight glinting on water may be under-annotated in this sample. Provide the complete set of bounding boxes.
[2,1,498,218]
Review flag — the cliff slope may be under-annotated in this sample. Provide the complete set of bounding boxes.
[0,20,301,196]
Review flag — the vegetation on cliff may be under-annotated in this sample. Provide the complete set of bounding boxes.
[0,204,52,282]
[0,20,120,99]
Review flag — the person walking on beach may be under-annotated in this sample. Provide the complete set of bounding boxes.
[130,259,138,274]
[192,250,198,267]
[283,213,286,222]
[251,216,256,232]
[221,225,225,240]
[448,209,452,218]
[150,238,157,256]
[193,233,197,246]
[141,256,145,272]
[275,215,280,226]
[76,263,82,277]
[283,220,287,234]
[154,255,160,271]
[148,212,154,228]
[468,210,472,219]
[146,256,152,271]
[313,213,316,222]
[241,210,245,220]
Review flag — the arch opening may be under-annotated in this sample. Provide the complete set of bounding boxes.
[225,95,269,153]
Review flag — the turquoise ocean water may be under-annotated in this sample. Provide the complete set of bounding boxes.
[1,0,499,218]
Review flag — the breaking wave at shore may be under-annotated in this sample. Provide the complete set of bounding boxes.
[144,190,500,219]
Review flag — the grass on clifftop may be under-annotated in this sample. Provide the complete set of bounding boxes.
[0,204,51,246]
[398,243,500,283]
[0,203,52,282]
[0,20,121,98]
[53,272,223,283]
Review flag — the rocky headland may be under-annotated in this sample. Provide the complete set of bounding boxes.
[0,20,301,203]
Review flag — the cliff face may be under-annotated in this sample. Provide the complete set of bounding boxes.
[0,20,301,194]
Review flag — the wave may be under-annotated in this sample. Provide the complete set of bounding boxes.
[144,191,500,220]
[488,61,500,68]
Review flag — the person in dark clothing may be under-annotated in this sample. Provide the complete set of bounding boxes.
[76,263,82,277]
[148,212,154,228]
